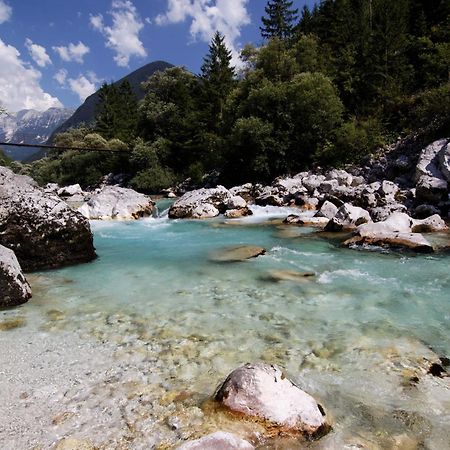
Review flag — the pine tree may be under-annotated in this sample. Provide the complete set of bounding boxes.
[260,0,298,40]
[200,31,235,129]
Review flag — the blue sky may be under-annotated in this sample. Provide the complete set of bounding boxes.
[0,0,315,112]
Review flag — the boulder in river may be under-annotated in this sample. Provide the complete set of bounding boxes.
[211,246,266,262]
[325,203,372,231]
[0,166,96,271]
[265,270,316,283]
[78,186,154,220]
[177,432,254,450]
[215,363,329,437]
[169,186,233,219]
[0,245,32,307]
[57,184,83,197]
[314,201,338,220]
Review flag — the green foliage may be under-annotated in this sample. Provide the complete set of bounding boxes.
[317,118,385,165]
[130,138,175,193]
[261,0,298,40]
[0,147,11,166]
[95,80,138,142]
[200,32,236,131]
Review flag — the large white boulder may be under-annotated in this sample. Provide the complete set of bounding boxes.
[215,363,329,437]
[177,432,254,450]
[169,186,233,219]
[325,203,371,231]
[438,141,450,181]
[314,201,338,220]
[0,245,32,307]
[78,186,154,220]
[0,166,96,271]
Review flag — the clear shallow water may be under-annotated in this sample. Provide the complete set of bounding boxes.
[1,207,450,449]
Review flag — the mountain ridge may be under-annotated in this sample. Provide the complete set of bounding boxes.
[48,60,174,143]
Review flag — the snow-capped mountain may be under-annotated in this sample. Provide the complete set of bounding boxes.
[0,107,75,161]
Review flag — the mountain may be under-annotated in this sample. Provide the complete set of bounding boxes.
[0,107,75,161]
[48,60,174,143]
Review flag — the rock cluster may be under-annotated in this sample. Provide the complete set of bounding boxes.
[0,245,32,307]
[0,166,96,271]
[169,186,251,219]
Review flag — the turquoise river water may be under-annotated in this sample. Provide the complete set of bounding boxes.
[0,204,449,449]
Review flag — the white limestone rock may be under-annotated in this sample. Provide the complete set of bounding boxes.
[78,186,154,220]
[169,186,232,219]
[0,166,96,271]
[325,203,371,231]
[412,214,448,233]
[215,363,329,436]
[0,245,32,307]
[438,140,450,181]
[315,201,338,220]
[177,432,254,450]
[227,195,247,210]
[58,184,83,197]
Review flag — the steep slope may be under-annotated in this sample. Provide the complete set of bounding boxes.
[48,60,174,142]
[0,108,75,160]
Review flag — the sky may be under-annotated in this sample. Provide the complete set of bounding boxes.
[0,0,316,112]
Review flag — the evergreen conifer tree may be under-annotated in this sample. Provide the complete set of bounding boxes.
[260,0,298,40]
[200,31,235,129]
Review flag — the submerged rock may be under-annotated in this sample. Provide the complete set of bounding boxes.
[211,246,266,262]
[0,245,32,307]
[177,432,254,450]
[215,363,329,437]
[0,166,96,271]
[78,186,154,220]
[265,270,316,283]
[169,186,233,219]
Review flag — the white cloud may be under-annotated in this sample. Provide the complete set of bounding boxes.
[68,74,97,102]
[52,41,90,63]
[25,38,52,67]
[0,0,12,24]
[54,68,68,85]
[0,38,62,112]
[90,1,147,67]
[156,0,250,65]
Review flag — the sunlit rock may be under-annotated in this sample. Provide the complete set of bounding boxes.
[325,203,371,231]
[169,186,232,219]
[215,363,329,437]
[78,186,154,220]
[0,166,96,271]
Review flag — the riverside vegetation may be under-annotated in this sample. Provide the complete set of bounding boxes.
[2,0,448,192]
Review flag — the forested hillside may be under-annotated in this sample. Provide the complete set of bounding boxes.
[26,0,449,191]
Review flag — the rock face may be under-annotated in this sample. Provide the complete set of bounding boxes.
[415,139,450,204]
[0,245,32,307]
[0,166,96,271]
[169,186,234,219]
[78,186,154,220]
[215,363,329,437]
[177,432,254,450]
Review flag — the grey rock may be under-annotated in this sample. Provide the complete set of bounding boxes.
[416,175,448,204]
[325,203,372,231]
[0,245,32,307]
[315,201,338,220]
[78,186,154,220]
[411,214,448,233]
[414,204,441,219]
[169,186,232,219]
[0,166,96,271]
[438,141,450,182]
[215,363,329,436]
[58,184,83,197]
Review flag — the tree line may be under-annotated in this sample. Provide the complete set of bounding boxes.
[27,0,449,191]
